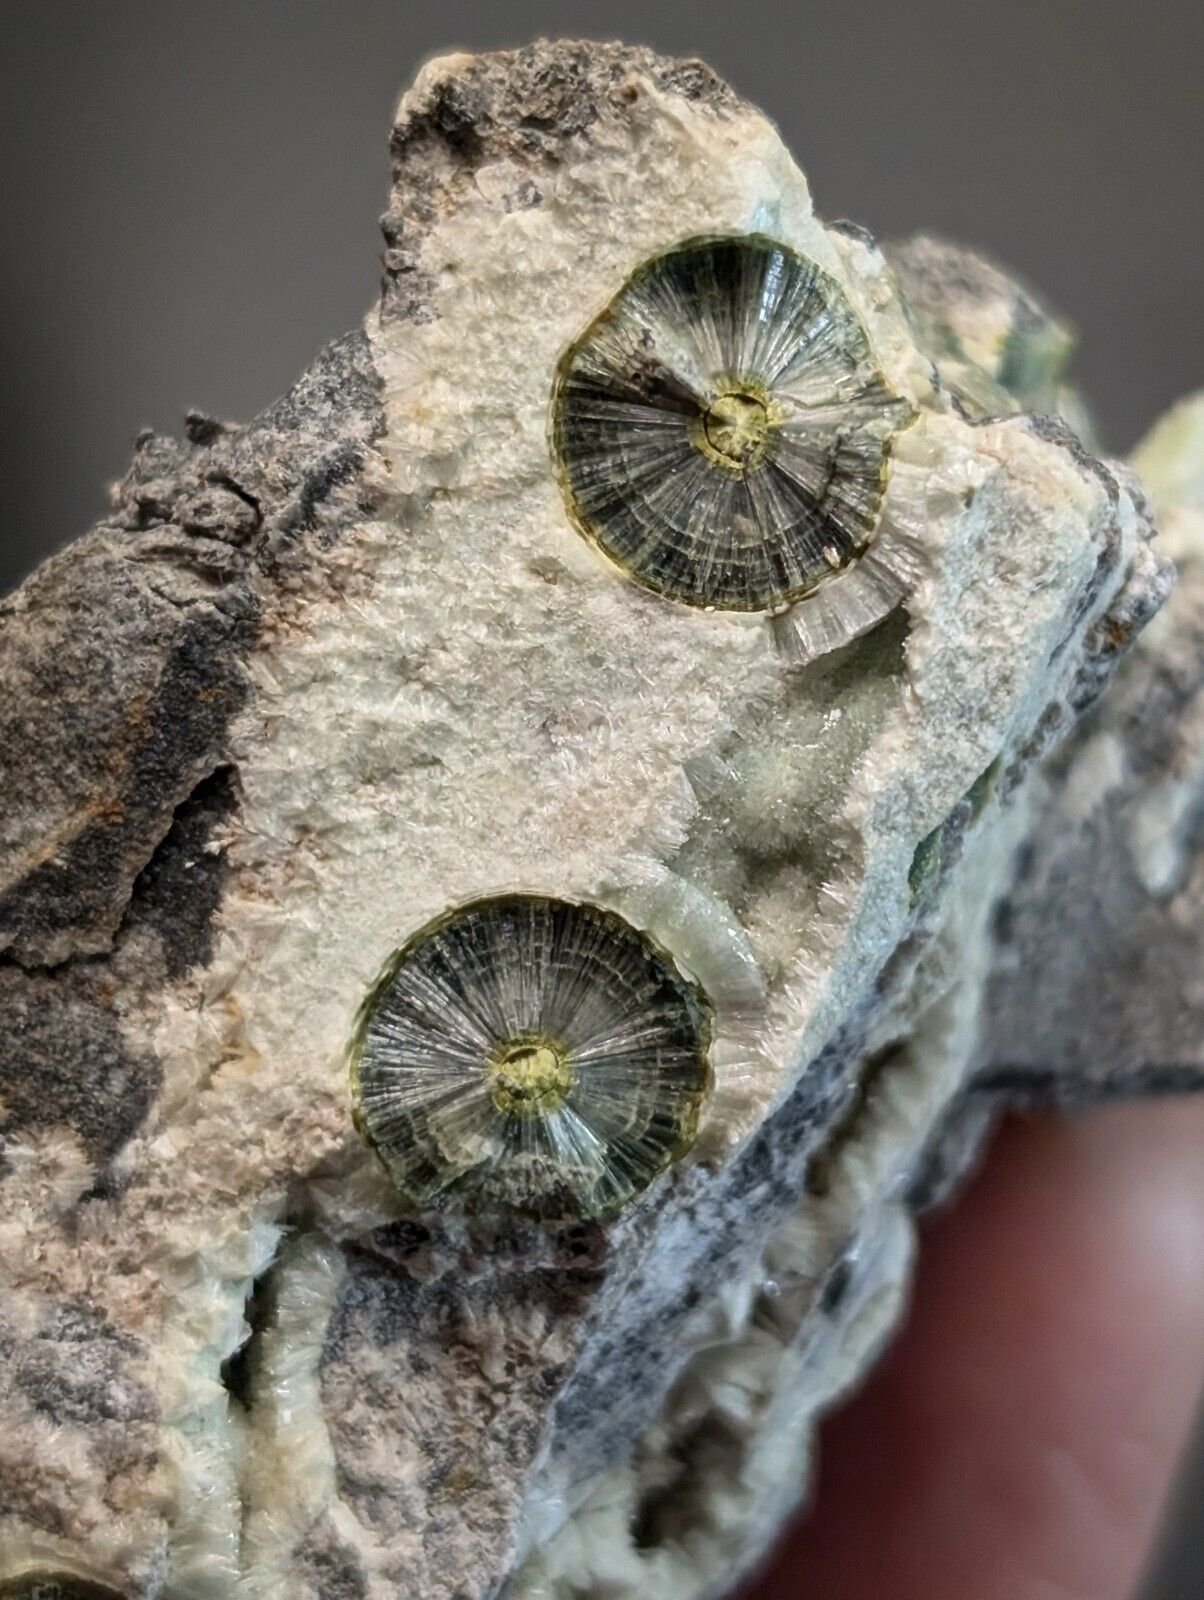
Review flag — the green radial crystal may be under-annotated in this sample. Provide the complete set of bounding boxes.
[350,895,712,1218]
[551,233,915,611]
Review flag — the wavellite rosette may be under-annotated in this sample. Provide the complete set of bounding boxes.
[350,895,712,1217]
[551,234,915,612]
[0,39,1200,1600]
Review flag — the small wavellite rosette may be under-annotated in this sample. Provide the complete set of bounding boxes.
[349,894,713,1219]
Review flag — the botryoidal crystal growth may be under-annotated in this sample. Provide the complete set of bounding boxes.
[551,234,915,610]
[351,895,712,1216]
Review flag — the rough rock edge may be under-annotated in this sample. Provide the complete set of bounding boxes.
[0,330,384,968]
[0,330,385,1160]
[0,331,386,1596]
[379,40,737,328]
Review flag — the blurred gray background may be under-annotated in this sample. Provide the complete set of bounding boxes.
[2,2,1200,1592]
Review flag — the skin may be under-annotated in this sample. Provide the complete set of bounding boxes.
[744,1099,1204,1600]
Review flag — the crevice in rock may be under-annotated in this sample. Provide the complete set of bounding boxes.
[0,763,239,981]
[630,1413,743,1554]
[207,472,263,525]
[804,1039,907,1200]
[0,765,240,1185]
[221,1250,285,1414]
[119,763,239,978]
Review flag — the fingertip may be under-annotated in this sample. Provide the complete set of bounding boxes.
[743,1098,1204,1600]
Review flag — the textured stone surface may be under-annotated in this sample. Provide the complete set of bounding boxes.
[0,39,1199,1600]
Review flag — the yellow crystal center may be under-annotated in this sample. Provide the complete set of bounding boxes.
[488,1036,573,1117]
[700,389,771,472]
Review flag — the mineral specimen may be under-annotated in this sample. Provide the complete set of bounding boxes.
[0,38,1200,1600]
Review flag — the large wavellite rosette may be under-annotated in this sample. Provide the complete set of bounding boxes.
[551,234,916,611]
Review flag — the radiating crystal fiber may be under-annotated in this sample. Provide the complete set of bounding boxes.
[551,234,915,610]
[350,895,712,1216]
